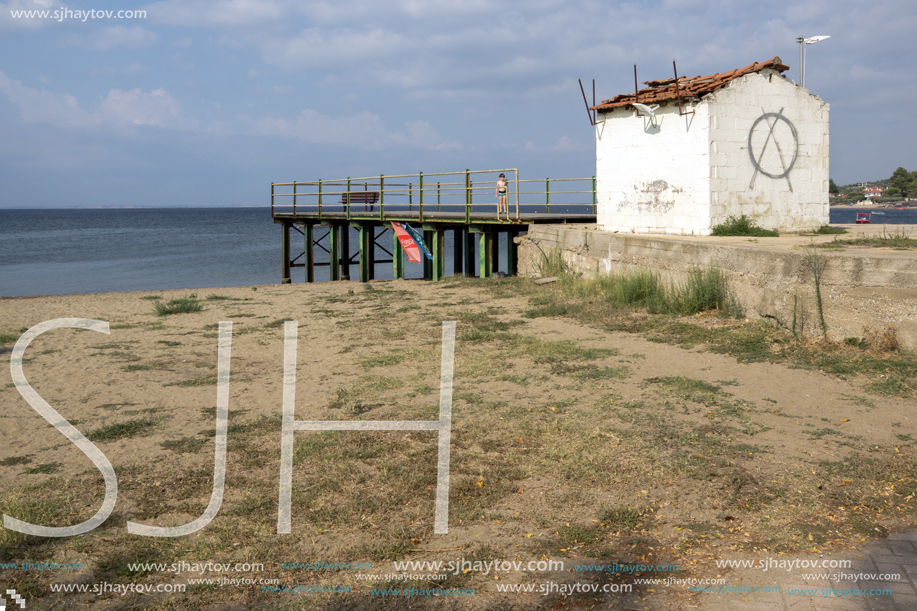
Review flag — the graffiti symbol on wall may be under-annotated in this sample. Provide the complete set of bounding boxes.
[748,108,798,192]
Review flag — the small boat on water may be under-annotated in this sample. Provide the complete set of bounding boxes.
[872,211,885,215]
[856,212,871,224]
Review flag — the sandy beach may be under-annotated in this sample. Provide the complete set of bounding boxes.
[2,278,916,610]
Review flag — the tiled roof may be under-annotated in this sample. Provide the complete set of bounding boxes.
[591,57,790,112]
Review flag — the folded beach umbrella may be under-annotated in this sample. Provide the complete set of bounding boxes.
[390,222,423,263]
[402,224,433,260]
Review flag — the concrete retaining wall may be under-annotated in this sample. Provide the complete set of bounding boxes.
[517,224,917,350]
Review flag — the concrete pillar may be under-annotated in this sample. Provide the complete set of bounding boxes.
[304,223,314,283]
[393,229,404,280]
[340,225,350,281]
[281,222,291,284]
[453,228,464,276]
[328,224,340,281]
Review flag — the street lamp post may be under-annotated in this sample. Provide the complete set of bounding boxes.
[797,35,830,88]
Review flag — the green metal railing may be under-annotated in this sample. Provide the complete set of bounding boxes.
[271,169,596,222]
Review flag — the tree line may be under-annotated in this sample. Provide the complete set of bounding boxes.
[831,167,917,201]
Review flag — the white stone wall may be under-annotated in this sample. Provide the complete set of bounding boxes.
[596,103,711,235]
[595,69,829,235]
[707,70,829,232]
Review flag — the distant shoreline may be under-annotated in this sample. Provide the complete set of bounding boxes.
[829,203,912,208]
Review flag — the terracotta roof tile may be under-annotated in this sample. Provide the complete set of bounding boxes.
[591,57,790,112]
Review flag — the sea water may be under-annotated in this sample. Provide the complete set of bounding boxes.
[0,208,511,297]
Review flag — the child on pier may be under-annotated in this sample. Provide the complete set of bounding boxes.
[495,173,508,220]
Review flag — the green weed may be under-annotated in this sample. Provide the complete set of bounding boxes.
[599,506,649,530]
[25,463,62,475]
[866,375,917,398]
[264,318,293,328]
[161,437,209,454]
[711,214,779,237]
[534,247,569,277]
[815,225,847,235]
[0,455,33,466]
[86,417,160,441]
[167,374,219,387]
[154,296,203,316]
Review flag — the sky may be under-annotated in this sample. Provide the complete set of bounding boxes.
[1,0,915,208]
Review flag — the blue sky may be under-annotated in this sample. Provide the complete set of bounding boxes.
[1,0,915,208]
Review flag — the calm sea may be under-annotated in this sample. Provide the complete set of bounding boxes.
[1,207,914,298]
[0,208,510,297]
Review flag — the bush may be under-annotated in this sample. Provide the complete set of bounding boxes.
[675,266,742,316]
[561,266,743,318]
[711,215,779,237]
[535,247,569,277]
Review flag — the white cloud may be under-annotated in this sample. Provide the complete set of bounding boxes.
[144,0,288,27]
[247,109,389,148]
[87,63,144,77]
[61,25,158,49]
[395,120,461,150]
[0,71,196,131]
[244,109,460,151]
[101,88,184,127]
[0,71,100,127]
[256,27,409,72]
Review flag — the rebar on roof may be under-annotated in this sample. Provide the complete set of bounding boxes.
[591,57,790,113]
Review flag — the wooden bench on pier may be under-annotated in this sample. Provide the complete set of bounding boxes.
[340,191,380,211]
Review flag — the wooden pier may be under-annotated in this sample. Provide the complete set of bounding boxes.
[271,168,596,283]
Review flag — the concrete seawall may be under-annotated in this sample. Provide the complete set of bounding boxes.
[516,224,917,350]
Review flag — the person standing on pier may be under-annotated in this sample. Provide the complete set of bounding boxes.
[496,173,508,220]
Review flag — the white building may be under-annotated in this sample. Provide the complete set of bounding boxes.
[591,57,829,235]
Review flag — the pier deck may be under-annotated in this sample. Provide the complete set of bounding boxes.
[271,169,596,283]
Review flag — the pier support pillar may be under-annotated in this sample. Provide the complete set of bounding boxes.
[435,229,445,281]
[422,230,433,280]
[463,229,475,277]
[479,231,492,278]
[327,224,340,281]
[357,223,374,283]
[340,225,351,281]
[304,223,315,283]
[507,228,520,277]
[393,230,404,280]
[492,232,500,276]
[453,228,463,276]
[281,222,291,284]
[424,225,445,281]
